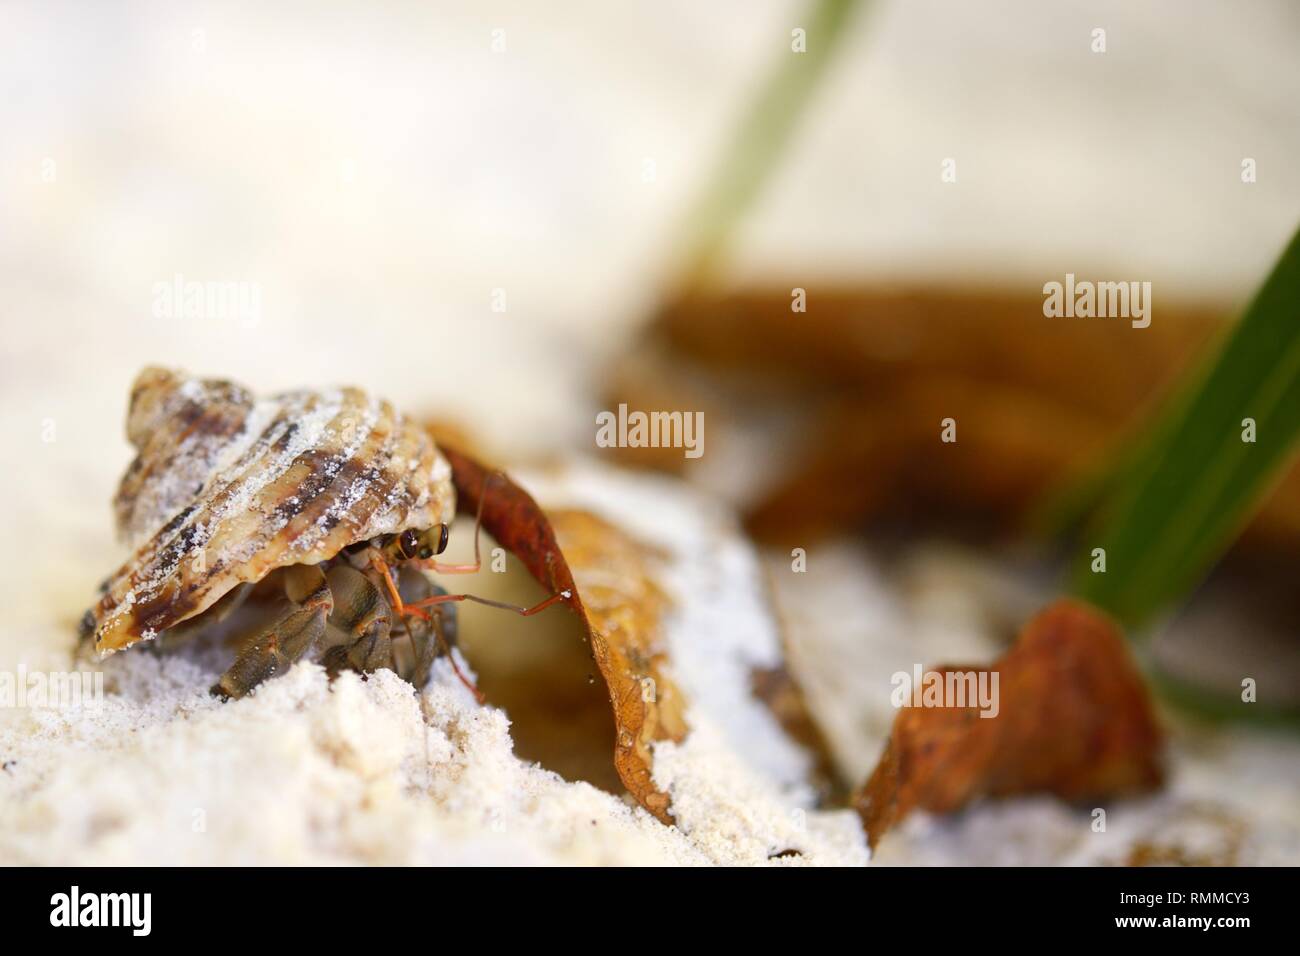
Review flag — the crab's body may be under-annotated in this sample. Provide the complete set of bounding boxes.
[85,368,463,697]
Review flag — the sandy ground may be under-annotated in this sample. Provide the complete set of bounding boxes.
[771,542,1300,865]
[3,442,1297,865]
[0,459,872,866]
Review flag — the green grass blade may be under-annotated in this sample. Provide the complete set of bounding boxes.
[1147,668,1300,731]
[674,0,866,290]
[1072,224,1300,627]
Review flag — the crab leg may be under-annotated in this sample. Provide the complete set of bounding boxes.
[390,567,458,690]
[211,565,332,699]
[324,564,395,673]
[367,549,406,612]
[402,588,571,617]
[367,548,484,700]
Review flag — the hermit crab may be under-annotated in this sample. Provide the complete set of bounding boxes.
[81,367,568,700]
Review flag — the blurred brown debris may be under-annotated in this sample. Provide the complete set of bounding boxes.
[604,285,1300,551]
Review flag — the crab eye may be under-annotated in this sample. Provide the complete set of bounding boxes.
[437,523,450,555]
[399,529,419,560]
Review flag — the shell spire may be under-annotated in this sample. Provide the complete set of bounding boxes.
[91,367,455,653]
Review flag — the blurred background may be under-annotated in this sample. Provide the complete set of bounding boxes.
[3,0,1300,862]
[4,0,1298,442]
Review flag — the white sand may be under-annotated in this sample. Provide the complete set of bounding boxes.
[771,541,1300,866]
[0,459,867,866]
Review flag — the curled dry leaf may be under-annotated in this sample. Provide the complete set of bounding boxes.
[853,599,1164,849]
[547,509,689,823]
[442,445,580,607]
[441,444,687,823]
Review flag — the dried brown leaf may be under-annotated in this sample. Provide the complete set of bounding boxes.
[853,599,1164,849]
[443,445,579,602]
[442,445,687,823]
[548,509,689,822]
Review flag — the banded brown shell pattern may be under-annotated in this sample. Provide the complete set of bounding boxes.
[91,367,455,653]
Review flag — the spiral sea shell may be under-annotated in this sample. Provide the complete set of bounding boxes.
[89,367,455,653]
